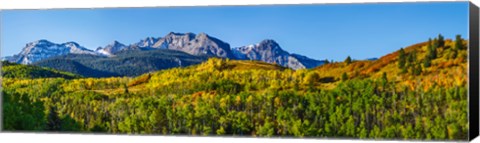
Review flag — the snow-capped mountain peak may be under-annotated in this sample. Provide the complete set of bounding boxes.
[135,37,160,48]
[95,41,128,56]
[8,40,98,64]
[5,32,325,70]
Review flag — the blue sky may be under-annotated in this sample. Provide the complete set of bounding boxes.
[1,2,469,61]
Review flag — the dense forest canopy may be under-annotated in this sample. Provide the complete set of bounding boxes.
[2,35,469,140]
[32,49,209,77]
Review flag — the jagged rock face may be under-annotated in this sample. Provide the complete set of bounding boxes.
[135,37,160,48]
[232,39,325,70]
[5,32,326,70]
[149,32,234,58]
[7,40,98,64]
[95,41,127,56]
[233,39,290,66]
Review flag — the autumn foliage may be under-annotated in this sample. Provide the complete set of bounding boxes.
[2,35,469,140]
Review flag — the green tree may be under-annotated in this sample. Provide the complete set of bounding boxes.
[423,57,431,68]
[216,126,226,135]
[382,72,388,82]
[344,56,352,65]
[455,35,464,50]
[429,41,437,59]
[341,72,348,81]
[425,38,435,60]
[398,48,406,70]
[46,106,61,131]
[414,63,422,76]
[438,34,445,47]
[258,118,275,137]
[2,90,46,131]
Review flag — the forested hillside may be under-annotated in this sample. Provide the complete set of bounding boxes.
[314,34,467,90]
[2,61,80,79]
[2,35,469,140]
[33,49,208,77]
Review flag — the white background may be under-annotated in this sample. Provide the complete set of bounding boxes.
[0,0,479,143]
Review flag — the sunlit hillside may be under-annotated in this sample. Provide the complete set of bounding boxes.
[1,61,80,79]
[2,35,469,140]
[314,36,467,91]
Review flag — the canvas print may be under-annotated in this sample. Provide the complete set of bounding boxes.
[0,2,472,141]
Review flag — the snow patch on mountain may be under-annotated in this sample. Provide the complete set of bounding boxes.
[7,40,98,64]
[95,41,128,56]
[5,32,326,70]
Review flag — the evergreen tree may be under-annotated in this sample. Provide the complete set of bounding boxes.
[341,72,348,81]
[46,106,61,131]
[455,35,464,50]
[345,56,352,65]
[451,49,458,59]
[423,57,431,68]
[408,50,416,63]
[414,63,422,76]
[438,34,445,47]
[398,48,406,70]
[382,72,388,83]
[381,72,388,87]
[432,39,438,59]
[427,38,437,59]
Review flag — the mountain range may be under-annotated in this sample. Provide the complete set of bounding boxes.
[4,40,98,64]
[4,32,327,77]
